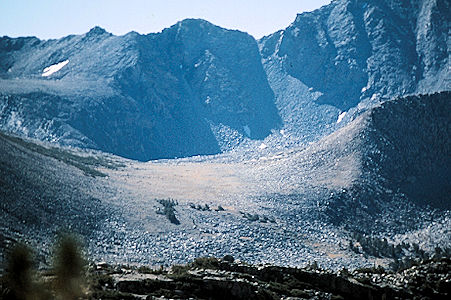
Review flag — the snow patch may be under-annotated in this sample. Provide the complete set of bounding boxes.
[259,143,267,150]
[243,125,251,137]
[337,112,346,124]
[42,60,69,77]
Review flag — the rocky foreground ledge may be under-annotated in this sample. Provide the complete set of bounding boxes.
[85,257,450,300]
[2,253,449,299]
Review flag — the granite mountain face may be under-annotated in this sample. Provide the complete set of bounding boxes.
[259,0,449,144]
[0,0,449,160]
[0,20,280,160]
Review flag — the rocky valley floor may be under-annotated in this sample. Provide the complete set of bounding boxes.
[1,93,450,277]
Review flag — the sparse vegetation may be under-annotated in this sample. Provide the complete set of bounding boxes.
[239,211,275,223]
[2,243,450,299]
[137,265,164,275]
[168,264,190,279]
[53,234,86,300]
[189,202,211,211]
[189,202,227,212]
[155,199,180,225]
[349,232,416,259]
[190,257,221,270]
[1,236,86,299]
[349,232,451,271]
[1,243,50,300]
[222,254,234,263]
[389,247,451,272]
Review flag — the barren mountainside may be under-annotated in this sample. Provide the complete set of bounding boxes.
[0,0,449,160]
[259,0,449,144]
[0,0,450,285]
[0,20,280,160]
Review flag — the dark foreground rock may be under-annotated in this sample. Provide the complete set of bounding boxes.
[85,257,450,300]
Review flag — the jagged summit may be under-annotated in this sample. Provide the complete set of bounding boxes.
[86,25,109,36]
[171,18,250,37]
[173,18,218,28]
[82,26,112,41]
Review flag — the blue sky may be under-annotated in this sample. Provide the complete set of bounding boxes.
[0,0,331,39]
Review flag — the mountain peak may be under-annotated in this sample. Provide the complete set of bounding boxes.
[86,26,109,37]
[177,18,214,27]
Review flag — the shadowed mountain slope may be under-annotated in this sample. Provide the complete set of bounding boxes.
[0,0,449,270]
[0,20,280,161]
[256,91,450,231]
[1,0,448,159]
[0,131,119,263]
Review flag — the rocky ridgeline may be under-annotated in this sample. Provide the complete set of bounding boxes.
[258,0,449,147]
[0,0,448,160]
[84,257,450,299]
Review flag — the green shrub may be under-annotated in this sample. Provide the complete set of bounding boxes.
[190,257,220,270]
[168,265,190,279]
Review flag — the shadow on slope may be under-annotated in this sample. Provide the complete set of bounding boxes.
[0,131,118,264]
[323,92,450,229]
[260,0,449,112]
[256,91,449,234]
